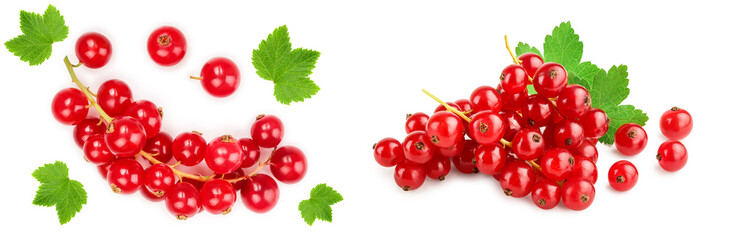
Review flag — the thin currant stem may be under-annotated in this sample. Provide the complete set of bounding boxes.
[190,76,202,80]
[504,35,534,83]
[71,61,83,68]
[527,160,542,172]
[224,147,277,183]
[64,56,113,123]
[421,89,471,122]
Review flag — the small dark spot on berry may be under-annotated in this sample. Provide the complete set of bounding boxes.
[549,69,558,78]
[616,176,625,183]
[656,153,662,161]
[430,135,440,145]
[415,142,425,150]
[568,157,575,165]
[479,122,489,133]
[406,113,412,119]
[438,175,446,181]
[671,106,680,111]
[504,189,513,196]
[584,96,591,106]
[500,73,506,81]
[402,186,411,191]
[580,194,590,203]
[628,130,637,138]
[372,143,377,150]
[532,134,542,143]
[471,157,477,165]
[538,199,546,206]
[528,119,536,126]
[106,123,115,134]
[157,34,171,46]
[565,138,573,146]
[606,118,611,125]
[472,168,479,173]
[256,114,266,120]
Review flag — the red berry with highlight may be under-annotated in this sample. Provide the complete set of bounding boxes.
[124,100,162,138]
[424,155,451,181]
[269,146,307,184]
[73,117,106,148]
[394,161,426,191]
[199,57,240,97]
[250,115,284,148]
[172,131,207,166]
[97,79,133,117]
[468,111,505,145]
[107,158,144,194]
[499,64,528,94]
[579,108,609,138]
[240,174,279,213]
[552,120,585,150]
[531,180,560,210]
[144,163,176,197]
[499,160,536,198]
[561,178,595,211]
[238,138,260,168]
[104,116,147,157]
[470,86,502,112]
[570,156,597,184]
[615,123,648,156]
[511,129,546,160]
[200,179,237,215]
[556,85,591,120]
[426,111,464,148]
[657,140,688,172]
[539,148,575,181]
[83,135,115,165]
[165,182,201,220]
[374,137,404,167]
[533,62,568,98]
[608,160,639,191]
[522,95,554,127]
[75,32,112,68]
[143,132,174,164]
[405,112,429,134]
[518,53,544,77]
[147,26,186,66]
[402,130,435,164]
[452,140,479,174]
[475,143,507,175]
[659,107,693,140]
[52,88,89,125]
[205,135,243,174]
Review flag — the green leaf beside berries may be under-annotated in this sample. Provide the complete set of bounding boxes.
[32,161,87,225]
[298,183,343,226]
[515,21,648,144]
[4,5,68,66]
[252,25,321,105]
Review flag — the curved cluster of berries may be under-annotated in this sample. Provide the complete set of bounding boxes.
[51,29,307,220]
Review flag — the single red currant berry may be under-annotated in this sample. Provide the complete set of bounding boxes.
[552,120,585,150]
[452,139,479,174]
[144,163,176,197]
[165,182,201,220]
[173,131,207,166]
[470,86,502,112]
[454,99,474,117]
[97,160,115,180]
[140,185,166,202]
[214,168,246,190]
[556,85,592,120]
[270,146,307,184]
[511,129,546,160]
[518,53,544,77]
[579,108,609,138]
[499,64,528,94]
[615,123,648,156]
[426,111,464,148]
[402,130,435,164]
[531,180,561,210]
[500,110,526,142]
[238,137,260,168]
[540,148,575,181]
[124,100,162,138]
[97,79,133,117]
[475,143,507,175]
[436,135,465,157]
[51,88,89,125]
[561,178,595,211]
[424,155,451,181]
[373,137,405,167]
[433,102,462,113]
[73,117,105,147]
[533,62,568,98]
[75,32,111,68]
[405,112,429,134]
[147,26,186,66]
[522,95,554,127]
[143,132,174,164]
[497,84,528,112]
[250,114,284,148]
[394,160,426,191]
[83,134,115,165]
[499,160,536,198]
[468,110,505,145]
[104,117,147,157]
[198,57,240,97]
[107,158,144,194]
[608,160,639,191]
[656,140,688,172]
[569,156,597,184]
[659,107,693,140]
[200,179,237,215]
[571,141,598,163]
[205,135,244,174]
[240,174,279,213]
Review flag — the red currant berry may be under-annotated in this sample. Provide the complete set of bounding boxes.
[436,135,465,157]
[659,107,693,140]
[511,129,546,160]
[497,85,528,112]
[500,110,526,141]
[518,53,544,77]
[215,168,246,190]
[533,62,568,98]
[499,64,528,93]
[608,160,639,191]
[140,185,165,202]
[454,99,474,117]
[165,182,201,220]
[107,158,144,194]
[452,139,479,174]
[237,137,260,168]
[73,117,105,148]
[124,100,162,138]
[240,174,279,213]
[250,114,284,148]
[579,108,609,138]
[97,79,133,117]
[615,123,648,156]
[433,102,462,113]
[475,143,507,175]
[522,95,554,127]
[373,137,404,167]
[143,131,174,164]
[198,57,240,97]
[540,148,575,181]
[552,119,585,150]
[657,140,688,172]
[83,134,115,165]
[499,160,536,198]
[51,88,89,125]
[424,155,451,181]
[468,111,505,145]
[470,86,502,112]
[569,156,597,184]
[555,85,591,120]
[394,160,426,191]
[269,146,307,184]
[531,180,560,210]
[402,130,435,164]
[200,179,237,214]
[104,117,147,157]
[172,131,207,166]
[97,160,114,180]
[426,111,464,148]
[205,135,243,174]
[405,112,429,134]
[561,178,595,211]
[147,26,186,66]
[144,163,176,197]
[75,32,111,68]
[571,141,598,163]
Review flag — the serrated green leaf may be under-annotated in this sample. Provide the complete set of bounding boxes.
[568,61,600,90]
[544,22,582,69]
[298,184,342,226]
[32,161,86,225]
[32,161,69,183]
[599,105,649,144]
[515,42,542,58]
[309,183,344,205]
[54,180,87,225]
[5,5,68,66]
[590,65,629,110]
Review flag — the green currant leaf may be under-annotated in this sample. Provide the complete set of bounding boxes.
[543,21,583,70]
[32,161,87,225]
[5,5,68,66]
[515,42,542,58]
[590,65,630,110]
[599,105,649,144]
[298,184,342,226]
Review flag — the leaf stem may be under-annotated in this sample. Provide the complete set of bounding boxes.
[421,89,471,123]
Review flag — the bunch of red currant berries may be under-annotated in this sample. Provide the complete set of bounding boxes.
[51,29,307,220]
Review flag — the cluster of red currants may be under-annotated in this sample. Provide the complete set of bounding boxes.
[374,53,611,211]
[52,30,307,220]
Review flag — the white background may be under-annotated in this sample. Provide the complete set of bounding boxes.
[1,0,727,239]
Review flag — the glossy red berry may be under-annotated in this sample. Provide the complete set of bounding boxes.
[405,112,429,134]
[497,85,528,112]
[657,140,688,172]
[540,148,575,181]
[615,123,648,156]
[144,163,176,197]
[475,143,507,175]
[104,117,147,157]
[205,135,243,174]
[75,32,111,68]
[556,85,592,120]
[402,130,435,164]
[659,107,693,140]
[270,146,307,184]
[200,179,237,214]
[436,136,465,157]
[518,53,544,77]
[499,160,536,198]
[107,158,144,194]
[97,79,133,117]
[237,137,260,168]
[172,132,207,166]
[511,129,546,160]
[470,86,502,112]
[140,186,165,202]
[561,178,595,211]
[97,160,114,180]
[452,140,479,174]
[73,117,105,147]
[124,100,161,138]
[499,64,528,93]
[569,156,597,184]
[579,108,609,138]
[83,134,115,165]
[500,110,526,141]
[143,131,174,164]
[215,168,246,190]
[454,99,474,117]
[373,137,404,167]
[608,160,639,191]
[147,26,186,66]
[426,111,464,148]
[165,182,201,220]
[571,141,598,163]
[552,120,585,150]
[240,174,279,213]
[394,161,426,191]
[468,111,505,145]
[531,180,561,210]
[199,57,240,97]
[522,95,554,127]
[424,155,451,181]
[51,88,89,125]
[533,62,568,98]
[250,114,284,148]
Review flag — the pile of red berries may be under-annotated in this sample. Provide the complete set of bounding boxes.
[51,28,307,220]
